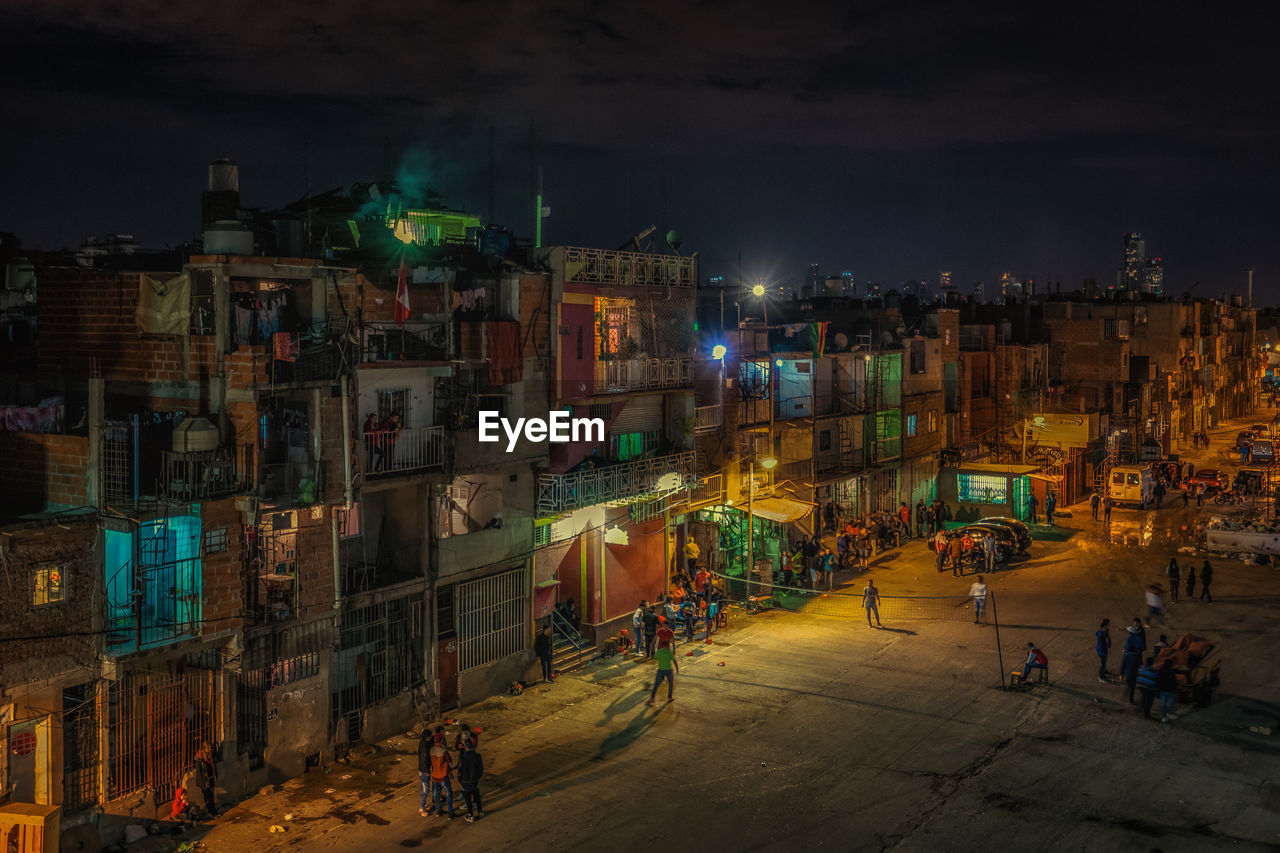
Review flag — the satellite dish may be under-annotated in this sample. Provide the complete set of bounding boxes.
[666,229,682,251]
[834,332,849,350]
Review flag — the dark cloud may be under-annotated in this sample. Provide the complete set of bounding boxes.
[2,1,1280,297]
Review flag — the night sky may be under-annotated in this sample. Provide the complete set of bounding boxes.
[4,2,1279,299]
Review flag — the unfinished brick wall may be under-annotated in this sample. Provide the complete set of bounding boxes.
[0,432,90,515]
[200,497,246,634]
[295,510,336,618]
[0,519,99,685]
[903,391,944,458]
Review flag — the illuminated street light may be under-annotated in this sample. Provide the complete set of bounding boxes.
[752,283,766,297]
[712,344,728,360]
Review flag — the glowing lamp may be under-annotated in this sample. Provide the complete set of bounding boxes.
[758,457,778,470]
[752,284,766,297]
[712,344,727,360]
[775,359,784,368]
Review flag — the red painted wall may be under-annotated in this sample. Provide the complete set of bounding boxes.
[604,517,666,619]
[557,302,596,402]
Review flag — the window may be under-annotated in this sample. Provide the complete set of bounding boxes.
[819,430,832,451]
[204,527,229,553]
[611,430,660,460]
[1112,472,1125,486]
[33,566,65,606]
[928,411,938,433]
[907,414,917,437]
[958,473,1007,504]
[589,403,611,421]
[378,387,411,424]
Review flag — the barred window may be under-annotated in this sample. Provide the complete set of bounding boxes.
[34,566,66,606]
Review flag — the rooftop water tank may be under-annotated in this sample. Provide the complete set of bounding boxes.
[204,220,254,255]
[209,159,239,192]
[172,417,220,452]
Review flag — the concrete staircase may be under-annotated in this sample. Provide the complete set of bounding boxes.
[551,611,599,675]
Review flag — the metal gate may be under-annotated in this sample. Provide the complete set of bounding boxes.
[107,664,217,805]
[457,567,528,671]
[331,595,424,742]
[62,684,99,811]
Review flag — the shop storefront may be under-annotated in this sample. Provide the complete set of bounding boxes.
[939,463,1039,522]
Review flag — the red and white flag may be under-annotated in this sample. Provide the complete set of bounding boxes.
[394,259,410,327]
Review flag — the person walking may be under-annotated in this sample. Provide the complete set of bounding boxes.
[1182,488,1190,508]
[1185,563,1196,599]
[1096,619,1112,682]
[1121,621,1146,703]
[934,530,948,573]
[535,625,554,684]
[457,735,485,822]
[1103,495,1113,523]
[1157,660,1178,723]
[1145,585,1165,627]
[863,579,882,627]
[983,532,996,573]
[969,575,988,624]
[1199,559,1214,604]
[948,534,964,578]
[1166,558,1181,604]
[680,597,697,643]
[1136,657,1160,720]
[1196,483,1205,507]
[898,502,912,540]
[631,601,647,658]
[1045,492,1057,528]
[1090,491,1100,521]
[645,636,680,705]
[684,537,700,574]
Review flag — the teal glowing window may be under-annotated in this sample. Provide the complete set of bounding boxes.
[907,414,917,437]
[958,474,1007,504]
[106,515,203,653]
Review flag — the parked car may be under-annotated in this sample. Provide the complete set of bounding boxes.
[1251,424,1271,437]
[1188,468,1228,492]
[949,523,1019,563]
[1251,440,1275,465]
[977,516,1033,552]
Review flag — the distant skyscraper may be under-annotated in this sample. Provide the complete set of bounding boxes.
[805,263,822,296]
[972,280,985,302]
[939,271,952,291]
[1141,257,1163,296]
[841,270,854,296]
[1123,233,1145,290]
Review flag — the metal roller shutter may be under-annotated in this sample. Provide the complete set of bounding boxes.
[608,394,664,435]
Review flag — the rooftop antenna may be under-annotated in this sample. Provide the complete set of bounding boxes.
[487,126,496,226]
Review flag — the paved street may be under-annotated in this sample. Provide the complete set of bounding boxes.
[188,419,1280,853]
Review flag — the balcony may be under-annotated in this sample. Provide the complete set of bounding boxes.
[362,426,445,478]
[770,459,814,484]
[361,322,447,363]
[816,447,866,479]
[159,446,248,503]
[558,246,695,288]
[594,357,692,393]
[258,460,325,507]
[694,405,722,433]
[536,450,696,514]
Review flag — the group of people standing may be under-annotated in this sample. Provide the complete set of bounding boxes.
[418,724,485,822]
[1100,618,1180,723]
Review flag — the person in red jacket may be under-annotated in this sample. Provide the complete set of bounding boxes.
[1020,642,1048,682]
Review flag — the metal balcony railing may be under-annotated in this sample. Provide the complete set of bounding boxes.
[686,473,725,507]
[560,246,695,288]
[694,405,722,433]
[536,451,696,514]
[160,445,248,502]
[771,459,814,484]
[362,426,445,477]
[594,357,693,393]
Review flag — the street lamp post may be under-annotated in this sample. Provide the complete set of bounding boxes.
[747,455,777,592]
